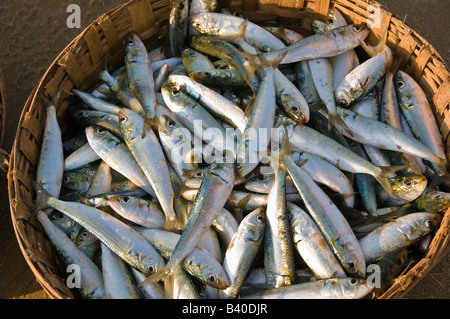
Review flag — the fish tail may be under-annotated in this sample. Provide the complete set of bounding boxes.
[359,28,389,58]
[142,116,165,138]
[273,125,307,173]
[39,88,62,110]
[234,193,252,223]
[374,165,408,199]
[138,267,171,288]
[328,112,353,137]
[164,216,185,233]
[432,157,448,177]
[32,181,52,215]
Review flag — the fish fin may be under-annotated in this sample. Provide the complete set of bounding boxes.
[328,112,353,137]
[374,165,409,199]
[79,193,95,207]
[375,29,389,56]
[386,202,414,219]
[359,40,377,58]
[243,97,256,118]
[328,192,358,202]
[388,55,405,78]
[138,268,170,288]
[39,88,62,110]
[32,181,53,215]
[232,193,252,223]
[163,215,185,233]
[359,28,389,59]
[433,157,449,177]
[142,116,166,138]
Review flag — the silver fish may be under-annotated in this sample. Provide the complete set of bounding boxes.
[220,207,266,299]
[288,202,347,279]
[36,211,105,299]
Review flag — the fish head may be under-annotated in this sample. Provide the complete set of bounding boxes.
[340,278,373,299]
[75,228,98,247]
[125,33,148,64]
[280,95,309,124]
[335,76,364,108]
[161,85,195,114]
[136,253,165,277]
[241,207,266,242]
[62,171,91,191]
[108,195,137,212]
[118,108,144,141]
[311,20,327,34]
[417,191,450,213]
[72,109,93,124]
[394,71,415,107]
[347,23,370,41]
[336,234,366,278]
[405,213,442,240]
[189,13,219,35]
[391,174,427,201]
[85,126,120,152]
[245,172,273,193]
[326,8,348,30]
[197,260,231,290]
[313,7,348,33]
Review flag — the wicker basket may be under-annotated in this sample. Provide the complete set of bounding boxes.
[7,0,450,299]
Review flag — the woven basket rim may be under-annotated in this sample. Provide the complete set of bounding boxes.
[7,0,450,299]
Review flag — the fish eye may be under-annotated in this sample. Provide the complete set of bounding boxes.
[350,278,358,285]
[58,213,65,219]
[203,72,211,78]
[195,172,204,178]
[404,178,413,187]
[63,176,71,183]
[337,100,348,107]
[256,214,265,223]
[207,274,217,284]
[119,116,128,124]
[171,89,180,96]
[434,194,443,200]
[396,80,406,89]
[167,119,175,127]
[96,127,106,135]
[328,18,335,24]
[424,219,434,229]
[127,38,135,46]
[257,175,265,181]
[291,106,299,113]
[120,196,130,204]
[352,25,362,32]
[348,261,356,270]
[147,265,156,274]
[81,231,88,238]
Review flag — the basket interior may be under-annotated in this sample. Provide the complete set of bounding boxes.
[7,0,450,299]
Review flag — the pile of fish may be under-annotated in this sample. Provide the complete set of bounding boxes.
[32,0,450,299]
